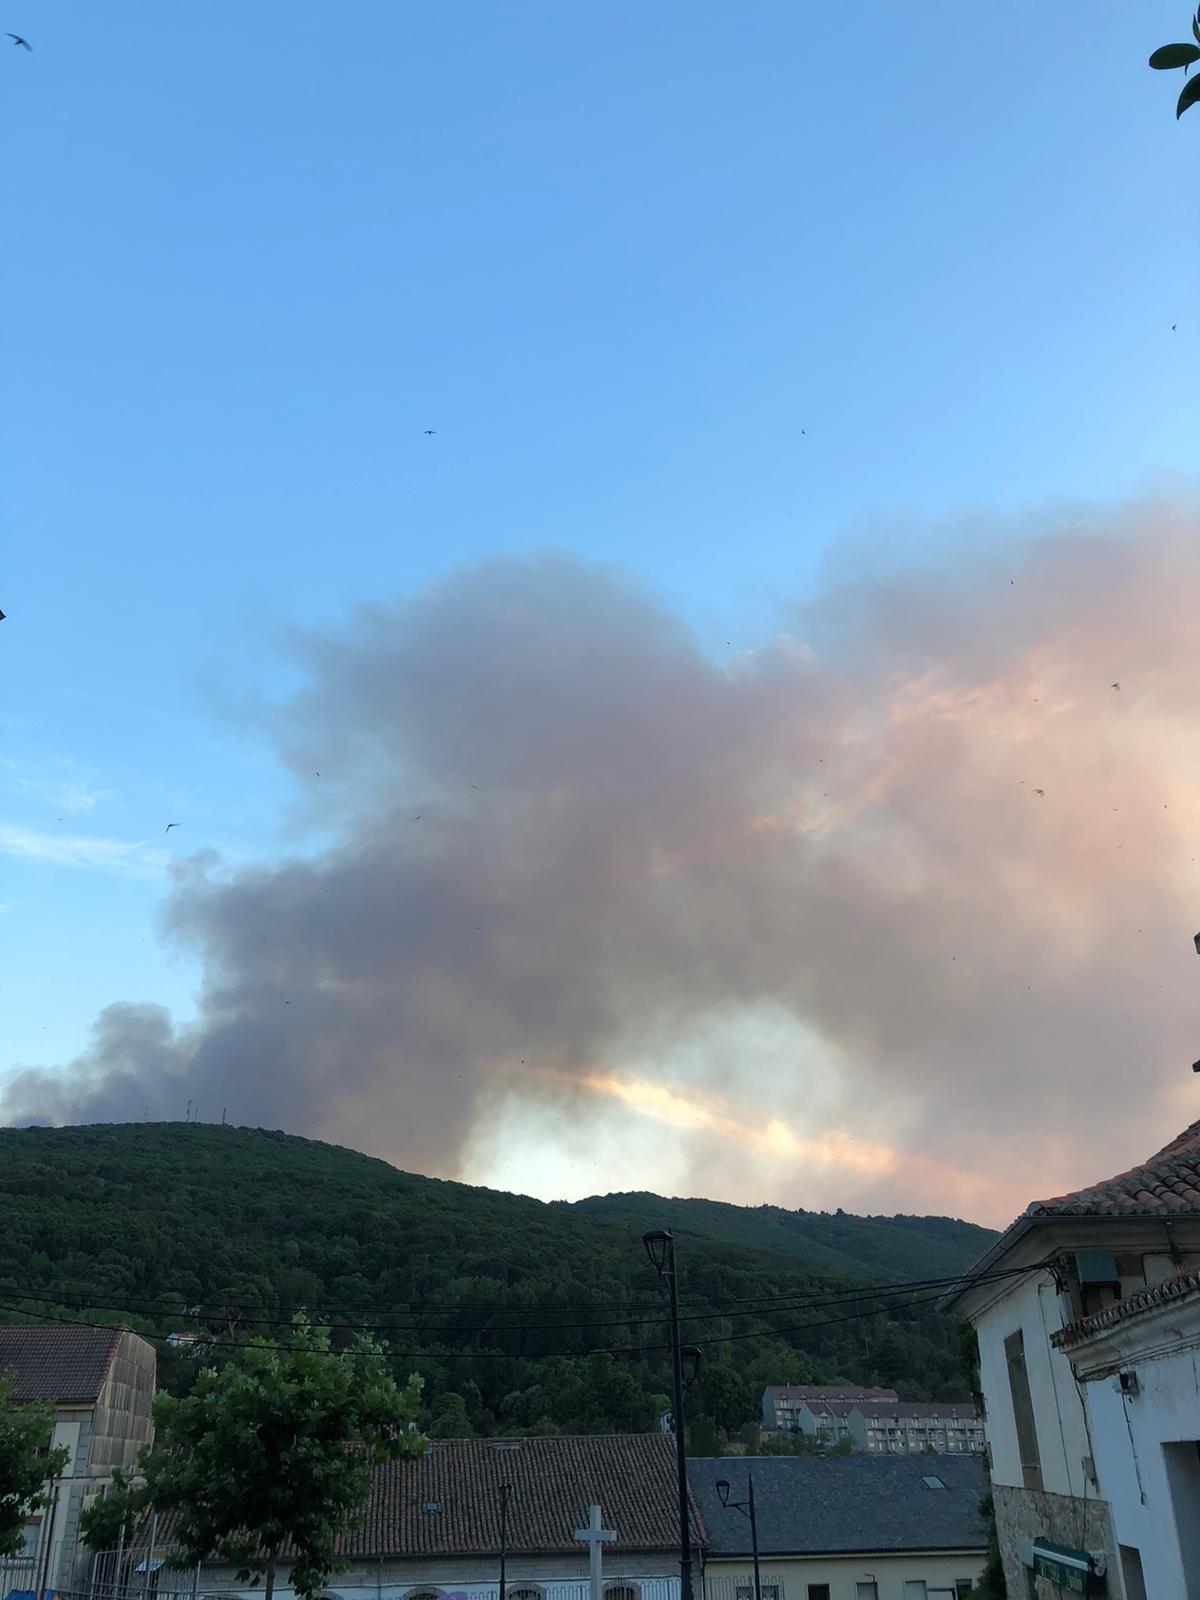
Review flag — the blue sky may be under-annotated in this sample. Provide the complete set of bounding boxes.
[2,2,1197,1155]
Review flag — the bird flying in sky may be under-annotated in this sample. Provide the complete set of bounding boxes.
[423,429,436,436]
[1111,681,1120,690]
[7,32,31,49]
[164,822,180,834]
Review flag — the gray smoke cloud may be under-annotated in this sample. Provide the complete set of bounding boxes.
[6,496,1200,1223]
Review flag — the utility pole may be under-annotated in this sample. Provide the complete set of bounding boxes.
[716,1474,761,1600]
[498,1481,513,1600]
[643,1230,698,1600]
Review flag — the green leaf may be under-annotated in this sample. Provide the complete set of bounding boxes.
[1149,42,1200,68]
[1178,73,1200,114]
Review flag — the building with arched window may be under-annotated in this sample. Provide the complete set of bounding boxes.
[185,1435,700,1600]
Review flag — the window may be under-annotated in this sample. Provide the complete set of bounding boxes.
[1004,1329,1043,1492]
[807,1587,830,1600]
[855,1585,878,1600]
[1119,1545,1148,1600]
[14,1522,41,1563]
[955,1583,975,1597]
[903,1584,927,1600]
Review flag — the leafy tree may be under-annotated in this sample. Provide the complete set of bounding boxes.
[0,1375,69,1558]
[138,1318,425,1600]
[78,1467,144,1552]
[1149,9,1200,118]
[0,1123,987,1441]
[428,1392,472,1438]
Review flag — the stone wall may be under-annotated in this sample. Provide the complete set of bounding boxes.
[994,1481,1123,1598]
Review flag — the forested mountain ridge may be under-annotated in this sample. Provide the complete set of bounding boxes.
[567,1192,996,1285]
[0,1122,994,1446]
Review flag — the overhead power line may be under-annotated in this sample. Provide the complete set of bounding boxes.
[0,1259,1049,1363]
[0,1260,1036,1337]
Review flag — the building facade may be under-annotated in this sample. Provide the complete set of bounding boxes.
[690,1454,987,1600]
[761,1388,897,1436]
[848,1404,984,1457]
[0,1324,157,1596]
[764,1389,982,1456]
[181,1435,703,1600]
[942,1118,1200,1599]
[1051,1265,1200,1600]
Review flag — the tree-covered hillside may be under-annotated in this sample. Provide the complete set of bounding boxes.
[0,1123,993,1447]
[568,1192,995,1284]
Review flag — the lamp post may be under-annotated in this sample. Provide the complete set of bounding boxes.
[498,1481,513,1600]
[643,1229,699,1600]
[715,1475,761,1600]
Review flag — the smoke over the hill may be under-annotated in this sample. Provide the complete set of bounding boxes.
[6,496,1200,1224]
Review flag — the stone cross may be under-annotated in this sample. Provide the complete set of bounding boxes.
[574,1503,616,1600]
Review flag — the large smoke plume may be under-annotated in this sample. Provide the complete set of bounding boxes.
[6,495,1200,1224]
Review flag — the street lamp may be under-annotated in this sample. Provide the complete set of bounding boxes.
[642,1229,697,1600]
[498,1481,513,1600]
[715,1475,761,1600]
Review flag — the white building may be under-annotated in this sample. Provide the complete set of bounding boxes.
[0,1324,157,1597]
[761,1387,897,1435]
[849,1403,984,1458]
[763,1389,983,1456]
[941,1118,1200,1600]
[1051,1267,1200,1600]
[181,1434,697,1600]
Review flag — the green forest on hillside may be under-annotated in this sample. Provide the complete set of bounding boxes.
[0,1124,993,1450]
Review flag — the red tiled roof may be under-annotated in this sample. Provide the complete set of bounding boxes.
[339,1435,705,1558]
[1029,1119,1200,1218]
[1052,1268,1200,1349]
[940,1120,1200,1314]
[0,1324,125,1403]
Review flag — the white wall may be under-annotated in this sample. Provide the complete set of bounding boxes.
[1085,1349,1200,1599]
[200,1557,680,1599]
[974,1272,1090,1495]
[703,1551,984,1599]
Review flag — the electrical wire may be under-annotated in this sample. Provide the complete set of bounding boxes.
[0,1260,1042,1339]
[0,1262,1048,1364]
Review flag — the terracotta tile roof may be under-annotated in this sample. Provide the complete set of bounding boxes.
[337,1435,705,1558]
[1052,1268,1200,1349]
[941,1119,1200,1312]
[1029,1119,1200,1218]
[0,1324,125,1404]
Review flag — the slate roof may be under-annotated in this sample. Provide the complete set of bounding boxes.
[689,1455,987,1557]
[764,1385,898,1402]
[1052,1268,1200,1349]
[0,1324,125,1403]
[336,1435,704,1558]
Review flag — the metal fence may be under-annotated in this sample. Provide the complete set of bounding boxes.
[20,1555,684,1600]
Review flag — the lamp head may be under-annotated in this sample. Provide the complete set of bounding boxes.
[642,1229,672,1272]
